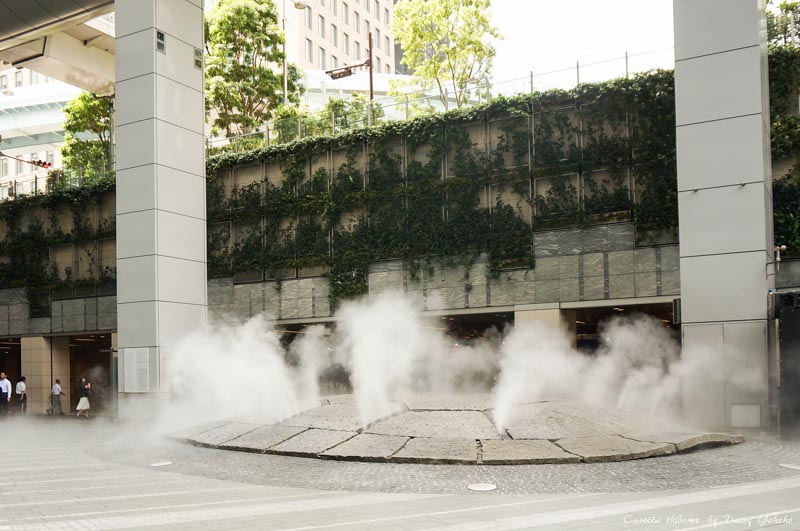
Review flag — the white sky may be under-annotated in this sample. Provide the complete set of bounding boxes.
[488,0,675,91]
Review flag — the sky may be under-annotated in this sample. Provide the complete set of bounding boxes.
[488,0,675,91]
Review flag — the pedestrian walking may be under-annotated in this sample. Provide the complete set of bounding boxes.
[15,376,26,414]
[0,372,10,418]
[76,378,91,419]
[47,379,64,415]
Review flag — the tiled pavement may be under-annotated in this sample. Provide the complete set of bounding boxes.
[3,416,800,530]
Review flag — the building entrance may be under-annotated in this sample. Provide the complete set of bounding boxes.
[68,334,112,415]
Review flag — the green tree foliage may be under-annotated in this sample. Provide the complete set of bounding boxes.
[768,1,800,45]
[392,0,500,109]
[205,0,303,136]
[271,95,385,143]
[60,92,112,180]
[774,171,800,254]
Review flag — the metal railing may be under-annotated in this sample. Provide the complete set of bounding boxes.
[207,46,675,154]
[0,160,115,199]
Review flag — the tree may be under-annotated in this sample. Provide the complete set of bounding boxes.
[392,0,500,109]
[206,0,303,136]
[768,1,800,45]
[60,92,113,180]
[271,95,385,144]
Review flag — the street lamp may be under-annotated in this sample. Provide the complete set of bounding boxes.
[283,0,308,106]
[324,32,374,124]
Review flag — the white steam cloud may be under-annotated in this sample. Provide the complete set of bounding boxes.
[159,291,752,434]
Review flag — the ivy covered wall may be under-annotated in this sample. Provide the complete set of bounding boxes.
[207,70,680,305]
[0,46,798,320]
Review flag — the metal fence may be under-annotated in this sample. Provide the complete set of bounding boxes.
[206,46,675,154]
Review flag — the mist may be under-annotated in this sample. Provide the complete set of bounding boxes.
[155,290,754,434]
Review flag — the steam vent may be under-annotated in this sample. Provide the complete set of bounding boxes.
[173,394,743,464]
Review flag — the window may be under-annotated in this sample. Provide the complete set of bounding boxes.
[0,186,8,200]
[156,30,166,53]
[15,182,23,197]
[46,151,54,166]
[385,64,390,73]
[376,57,381,71]
[384,7,389,24]
[15,159,22,174]
[30,71,39,84]
[319,47,326,69]
[0,159,6,178]
[376,28,381,48]
[194,48,202,69]
[332,0,337,15]
[385,36,390,53]
[365,20,370,37]
[355,41,361,60]
[375,1,379,16]
[306,39,313,62]
[318,15,325,37]
[14,71,23,87]
[318,0,324,6]
[344,33,350,54]
[0,76,6,90]
[305,6,313,29]
[354,12,360,31]
[332,56,338,68]
[331,24,338,46]
[365,0,369,12]
[343,2,349,23]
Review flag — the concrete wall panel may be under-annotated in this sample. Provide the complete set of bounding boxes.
[675,46,763,126]
[677,114,767,191]
[678,184,769,257]
[673,0,760,60]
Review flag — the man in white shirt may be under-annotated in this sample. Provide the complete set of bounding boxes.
[15,376,26,414]
[48,379,64,415]
[0,372,10,418]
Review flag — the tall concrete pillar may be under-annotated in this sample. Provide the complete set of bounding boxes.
[674,0,773,429]
[115,0,207,419]
[21,337,69,414]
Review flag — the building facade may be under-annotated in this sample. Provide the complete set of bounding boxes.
[281,0,395,73]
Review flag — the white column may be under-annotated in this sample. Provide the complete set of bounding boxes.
[115,0,207,419]
[674,0,773,429]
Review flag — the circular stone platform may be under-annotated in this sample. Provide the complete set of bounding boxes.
[170,393,743,464]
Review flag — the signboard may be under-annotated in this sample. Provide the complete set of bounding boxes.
[123,348,150,393]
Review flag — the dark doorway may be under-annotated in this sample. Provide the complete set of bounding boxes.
[778,292,800,438]
[0,338,21,384]
[69,334,112,415]
[573,303,677,353]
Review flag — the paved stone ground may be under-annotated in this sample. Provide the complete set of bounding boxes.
[6,416,800,530]
[176,395,742,464]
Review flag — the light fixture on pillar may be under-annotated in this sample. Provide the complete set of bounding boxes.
[282,0,309,106]
[325,32,374,123]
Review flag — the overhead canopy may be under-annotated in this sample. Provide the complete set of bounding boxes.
[0,1,115,96]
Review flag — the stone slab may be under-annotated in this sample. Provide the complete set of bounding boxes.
[220,425,308,452]
[623,432,744,452]
[400,393,493,411]
[367,411,501,440]
[556,435,675,463]
[502,401,670,440]
[169,421,228,441]
[279,402,402,432]
[481,439,581,464]
[322,433,409,460]
[320,394,356,405]
[270,428,357,455]
[393,438,478,463]
[192,422,261,446]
